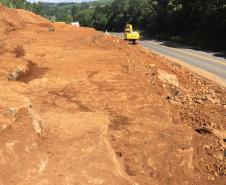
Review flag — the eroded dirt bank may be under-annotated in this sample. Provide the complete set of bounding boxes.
[0,5,225,185]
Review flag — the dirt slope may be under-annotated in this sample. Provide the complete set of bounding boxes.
[0,5,225,185]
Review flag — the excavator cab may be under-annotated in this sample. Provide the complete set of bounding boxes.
[125,24,132,33]
[124,24,140,44]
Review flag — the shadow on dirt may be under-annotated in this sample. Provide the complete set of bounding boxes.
[105,107,130,130]
[19,63,49,83]
[48,90,92,112]
[109,115,130,130]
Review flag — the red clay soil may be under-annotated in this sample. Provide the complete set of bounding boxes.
[0,5,225,185]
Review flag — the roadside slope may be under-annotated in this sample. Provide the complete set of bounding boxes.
[0,5,225,185]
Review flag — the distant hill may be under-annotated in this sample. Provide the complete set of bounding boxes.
[41,0,112,8]
[41,0,112,22]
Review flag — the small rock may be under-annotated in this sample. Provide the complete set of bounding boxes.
[203,145,211,149]
[27,108,43,136]
[149,64,156,68]
[207,175,215,181]
[7,60,32,81]
[207,95,220,104]
[9,107,17,117]
[194,99,204,104]
[206,164,211,171]
[116,151,123,157]
[7,68,23,81]
[214,153,223,161]
[158,69,179,87]
[48,27,55,32]
[208,89,215,95]
[32,119,42,135]
[223,105,226,109]
[219,139,226,148]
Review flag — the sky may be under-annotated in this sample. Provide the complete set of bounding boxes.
[27,0,94,3]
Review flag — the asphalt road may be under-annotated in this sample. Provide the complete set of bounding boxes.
[113,33,226,83]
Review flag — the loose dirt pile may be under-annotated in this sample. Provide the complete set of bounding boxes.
[0,5,225,185]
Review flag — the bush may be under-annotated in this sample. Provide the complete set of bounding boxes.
[65,15,73,24]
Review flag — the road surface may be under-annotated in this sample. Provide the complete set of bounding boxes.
[113,33,226,83]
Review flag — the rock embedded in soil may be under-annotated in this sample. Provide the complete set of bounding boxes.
[158,69,179,87]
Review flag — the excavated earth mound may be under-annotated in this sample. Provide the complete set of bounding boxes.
[0,5,225,185]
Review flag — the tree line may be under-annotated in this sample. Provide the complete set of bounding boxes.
[0,0,43,14]
[71,0,226,51]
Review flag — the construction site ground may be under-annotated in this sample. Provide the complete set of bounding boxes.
[0,5,225,185]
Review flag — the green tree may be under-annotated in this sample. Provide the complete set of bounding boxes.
[71,5,79,21]
[77,9,94,27]
[65,14,73,24]
[92,5,109,30]
[31,2,43,15]
[80,2,89,10]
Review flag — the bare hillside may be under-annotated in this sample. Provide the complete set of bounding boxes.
[0,5,225,185]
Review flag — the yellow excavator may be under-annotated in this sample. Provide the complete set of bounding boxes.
[124,24,140,44]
